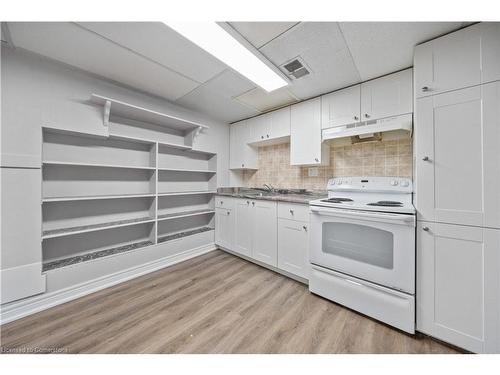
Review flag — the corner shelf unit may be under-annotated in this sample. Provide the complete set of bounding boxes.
[41,127,217,273]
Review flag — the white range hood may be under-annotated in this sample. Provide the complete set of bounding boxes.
[322,113,413,141]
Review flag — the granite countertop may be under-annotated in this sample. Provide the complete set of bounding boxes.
[216,187,327,204]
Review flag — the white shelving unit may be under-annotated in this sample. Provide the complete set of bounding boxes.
[41,126,217,273]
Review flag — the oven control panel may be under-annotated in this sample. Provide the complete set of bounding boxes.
[327,176,413,193]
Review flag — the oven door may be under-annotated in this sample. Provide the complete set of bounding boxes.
[309,206,415,294]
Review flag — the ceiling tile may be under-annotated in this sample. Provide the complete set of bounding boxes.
[229,22,298,48]
[177,69,260,122]
[78,22,226,84]
[339,22,465,81]
[8,22,199,101]
[233,86,298,112]
[260,22,361,99]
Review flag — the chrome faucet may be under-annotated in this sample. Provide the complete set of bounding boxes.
[263,183,275,192]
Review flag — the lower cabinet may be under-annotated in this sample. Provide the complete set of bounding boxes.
[252,200,278,267]
[277,218,309,279]
[215,197,310,278]
[215,208,234,250]
[417,221,500,353]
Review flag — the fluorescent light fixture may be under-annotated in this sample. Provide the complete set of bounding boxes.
[165,22,289,92]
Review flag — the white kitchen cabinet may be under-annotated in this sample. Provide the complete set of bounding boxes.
[249,106,291,145]
[1,168,46,304]
[233,199,253,257]
[360,68,413,121]
[252,200,278,267]
[417,221,499,353]
[278,218,309,279]
[215,207,234,250]
[414,82,500,228]
[414,23,500,98]
[321,84,361,129]
[229,120,258,170]
[290,98,329,166]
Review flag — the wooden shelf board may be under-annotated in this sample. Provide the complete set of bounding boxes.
[158,168,216,173]
[157,226,214,244]
[42,217,155,240]
[91,94,209,131]
[43,160,155,170]
[43,240,155,272]
[157,191,217,197]
[109,133,192,150]
[157,209,215,222]
[43,193,156,203]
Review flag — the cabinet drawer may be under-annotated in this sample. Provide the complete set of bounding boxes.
[278,202,310,222]
[215,196,234,209]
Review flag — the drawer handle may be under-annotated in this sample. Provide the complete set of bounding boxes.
[422,226,429,231]
[344,278,363,287]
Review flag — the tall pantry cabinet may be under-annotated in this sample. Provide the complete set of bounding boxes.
[414,22,500,353]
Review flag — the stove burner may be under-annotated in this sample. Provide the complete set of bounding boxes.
[367,200,403,207]
[321,197,354,204]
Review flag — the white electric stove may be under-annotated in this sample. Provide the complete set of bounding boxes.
[308,176,416,333]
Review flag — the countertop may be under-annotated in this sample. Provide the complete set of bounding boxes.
[216,188,327,205]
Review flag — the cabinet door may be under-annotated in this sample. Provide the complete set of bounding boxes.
[233,199,253,257]
[360,69,412,121]
[417,222,499,353]
[215,208,234,250]
[230,121,258,170]
[414,83,500,228]
[277,218,309,279]
[248,115,269,143]
[269,106,291,139]
[252,200,277,267]
[413,24,500,98]
[290,98,328,165]
[321,85,361,129]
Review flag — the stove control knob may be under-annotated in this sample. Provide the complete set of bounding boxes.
[400,180,409,187]
[390,180,398,186]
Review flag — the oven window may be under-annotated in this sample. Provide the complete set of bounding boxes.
[322,223,394,269]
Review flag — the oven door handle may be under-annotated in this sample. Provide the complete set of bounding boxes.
[310,206,415,225]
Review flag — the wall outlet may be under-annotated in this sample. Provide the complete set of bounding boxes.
[308,167,319,177]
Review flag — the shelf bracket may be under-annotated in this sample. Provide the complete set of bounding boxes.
[194,126,203,139]
[103,100,111,129]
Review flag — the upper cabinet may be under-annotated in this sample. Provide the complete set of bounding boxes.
[321,69,413,130]
[229,120,258,170]
[360,68,413,121]
[414,81,500,229]
[414,23,500,98]
[249,107,291,145]
[321,85,361,129]
[290,98,330,166]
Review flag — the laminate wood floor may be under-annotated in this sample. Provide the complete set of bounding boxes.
[0,250,461,354]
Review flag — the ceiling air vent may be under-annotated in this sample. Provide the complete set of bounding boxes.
[281,56,310,79]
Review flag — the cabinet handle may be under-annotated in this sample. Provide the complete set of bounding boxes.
[354,116,359,121]
[252,202,255,206]
[267,134,269,138]
[422,226,429,231]
[302,225,307,231]
[261,135,264,139]
[422,156,430,161]
[422,86,430,92]
[242,163,244,167]
[364,113,370,118]
[246,200,249,204]
[289,209,294,214]
[315,157,319,162]
[227,211,230,215]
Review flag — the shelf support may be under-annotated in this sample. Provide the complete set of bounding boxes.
[103,100,111,129]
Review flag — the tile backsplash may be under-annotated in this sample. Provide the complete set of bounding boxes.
[242,137,413,191]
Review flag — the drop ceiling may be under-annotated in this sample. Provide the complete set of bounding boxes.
[4,21,470,123]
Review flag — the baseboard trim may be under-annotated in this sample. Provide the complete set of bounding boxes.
[0,244,216,325]
[217,246,309,285]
